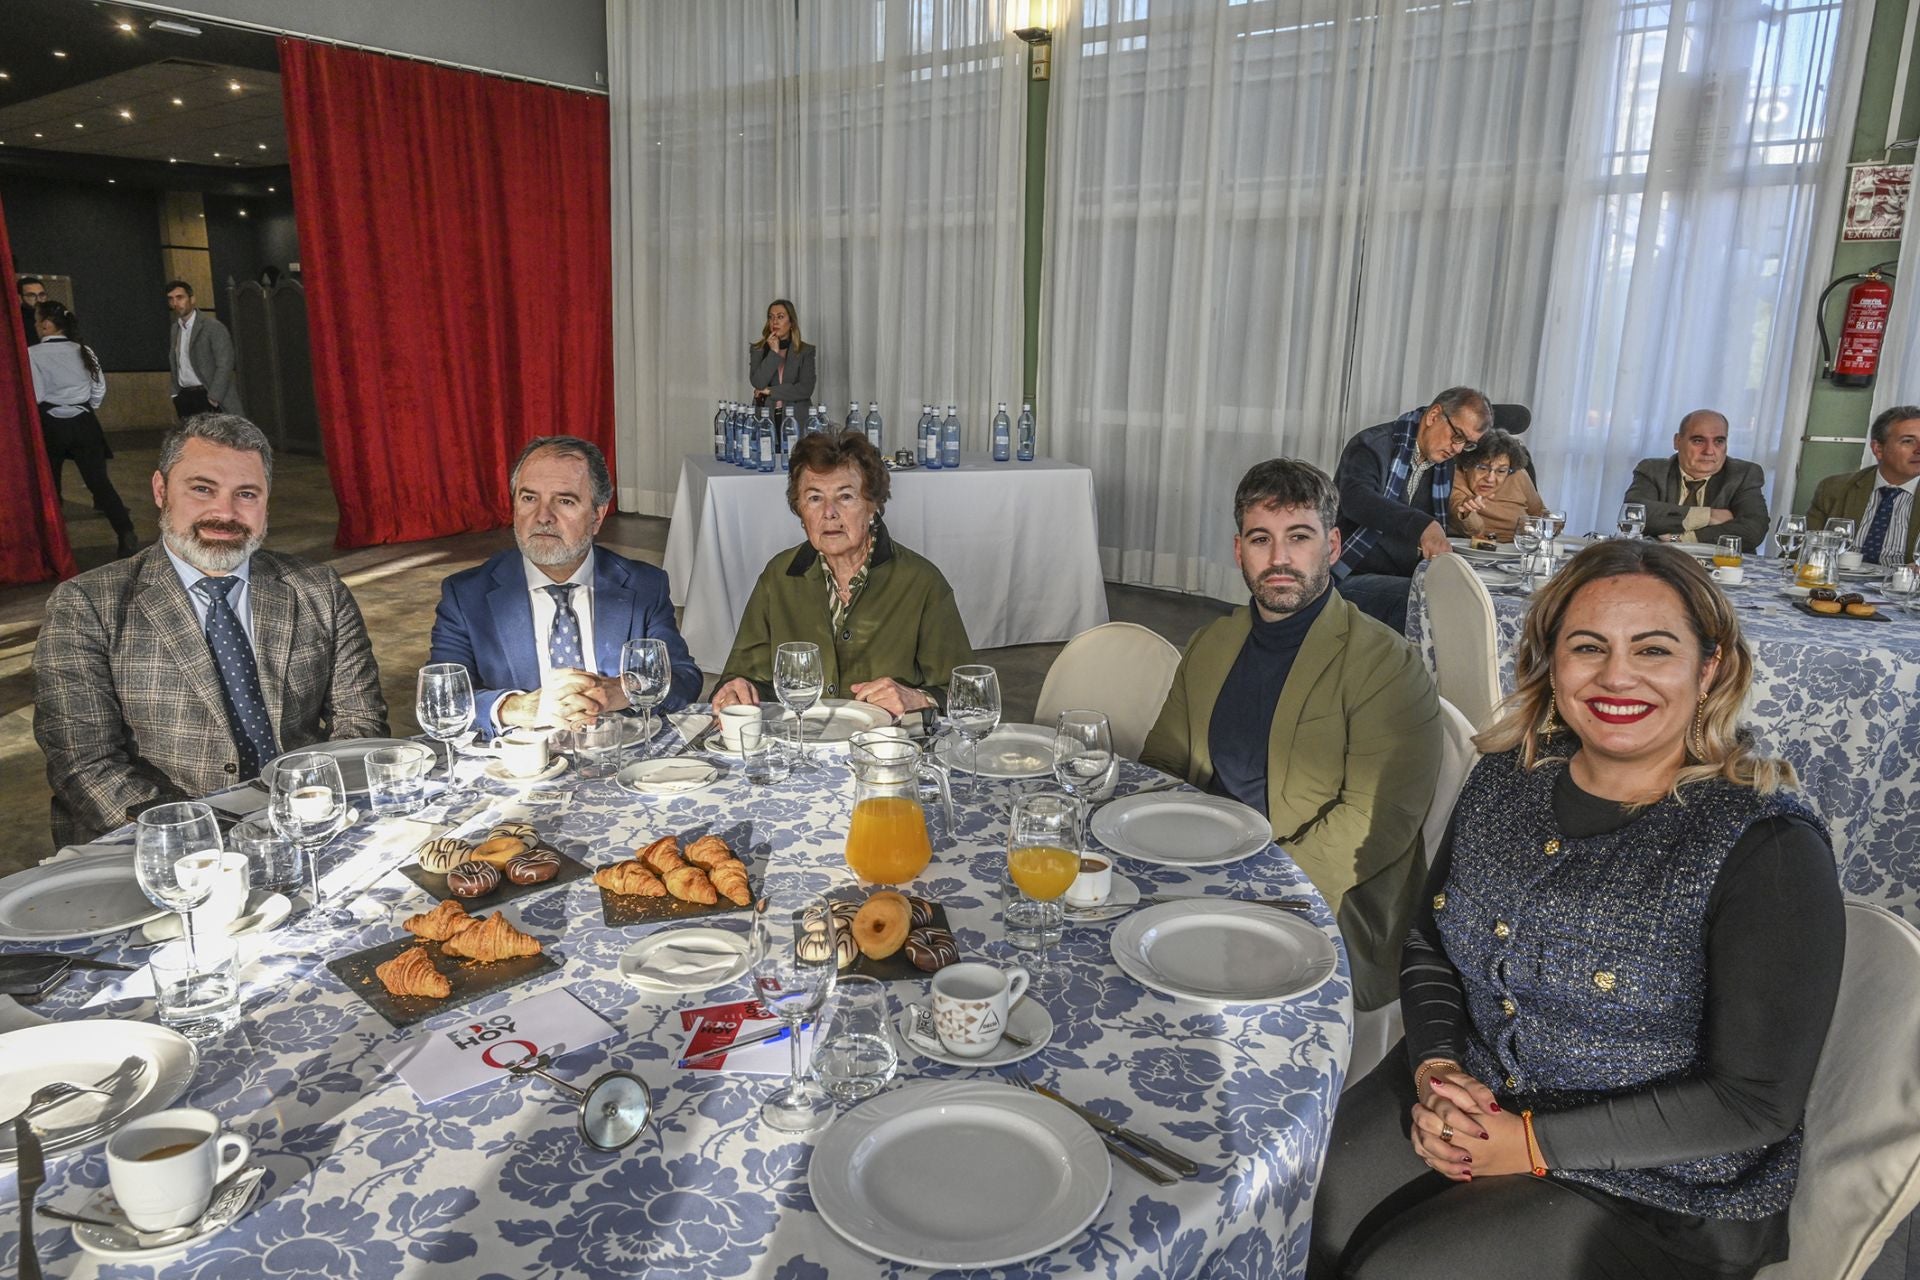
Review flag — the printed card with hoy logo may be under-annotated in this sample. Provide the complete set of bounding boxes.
[378,987,616,1103]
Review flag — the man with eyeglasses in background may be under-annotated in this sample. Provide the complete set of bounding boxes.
[18,275,46,346]
[1623,408,1771,554]
[1330,386,1492,633]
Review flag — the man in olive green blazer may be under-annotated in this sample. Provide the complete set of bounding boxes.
[1142,460,1441,1011]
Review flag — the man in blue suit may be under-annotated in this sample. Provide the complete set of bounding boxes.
[430,435,701,732]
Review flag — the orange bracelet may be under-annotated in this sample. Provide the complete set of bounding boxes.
[1521,1109,1547,1177]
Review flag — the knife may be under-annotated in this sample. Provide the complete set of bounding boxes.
[1,952,137,973]
[16,1116,44,1280]
[1141,894,1314,914]
[1032,1083,1200,1177]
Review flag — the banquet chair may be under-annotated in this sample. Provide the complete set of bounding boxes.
[1345,697,1481,1087]
[1423,553,1504,732]
[1034,623,1182,760]
[1755,900,1920,1280]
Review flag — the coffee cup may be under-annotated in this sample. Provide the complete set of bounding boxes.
[1063,854,1113,907]
[496,729,550,778]
[1838,550,1865,570]
[716,705,762,752]
[931,962,1030,1058]
[178,851,250,935]
[106,1108,251,1230]
[1710,565,1746,586]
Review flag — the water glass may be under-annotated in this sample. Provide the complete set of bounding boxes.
[150,935,240,1040]
[1887,564,1920,615]
[740,711,797,784]
[619,637,672,742]
[749,878,838,1133]
[813,975,897,1103]
[946,665,1002,799]
[1617,503,1646,540]
[1774,514,1807,560]
[1513,516,1544,578]
[774,642,825,766]
[136,802,221,958]
[231,817,303,893]
[267,753,351,921]
[366,743,435,816]
[1051,710,1115,853]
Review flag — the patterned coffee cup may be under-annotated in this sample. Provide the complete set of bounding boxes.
[930,961,1030,1058]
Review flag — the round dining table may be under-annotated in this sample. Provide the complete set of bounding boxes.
[1,720,1354,1279]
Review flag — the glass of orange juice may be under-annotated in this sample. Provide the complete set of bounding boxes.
[844,732,938,885]
[1004,790,1081,958]
[1713,534,1743,569]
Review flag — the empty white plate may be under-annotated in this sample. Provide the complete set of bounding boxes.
[933,723,1056,778]
[1091,792,1271,867]
[810,1078,1111,1269]
[0,1020,199,1162]
[0,856,166,942]
[798,700,895,744]
[1111,900,1339,1004]
[617,758,722,796]
[619,927,750,994]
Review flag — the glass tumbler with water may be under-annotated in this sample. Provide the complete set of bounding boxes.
[1617,503,1646,540]
[812,974,897,1102]
[740,710,796,784]
[150,935,241,1038]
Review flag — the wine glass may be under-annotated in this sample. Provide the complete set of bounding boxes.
[748,878,838,1132]
[619,638,671,745]
[1051,709,1115,852]
[1826,518,1858,549]
[135,802,223,963]
[1004,789,1082,964]
[773,642,824,766]
[945,665,1002,800]
[1512,516,1544,580]
[266,752,352,926]
[1775,514,1807,560]
[1617,503,1646,540]
[416,663,476,783]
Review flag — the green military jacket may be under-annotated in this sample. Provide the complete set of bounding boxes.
[1140,588,1441,1010]
[719,522,974,708]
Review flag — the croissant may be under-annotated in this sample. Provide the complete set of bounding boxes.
[683,835,734,869]
[663,864,718,905]
[706,857,751,906]
[441,913,543,963]
[638,835,684,876]
[594,861,667,897]
[403,898,474,942]
[376,947,451,998]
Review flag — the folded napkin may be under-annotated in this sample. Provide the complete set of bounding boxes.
[620,759,719,795]
[636,940,744,981]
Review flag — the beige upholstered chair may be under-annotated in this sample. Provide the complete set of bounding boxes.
[1346,697,1481,1087]
[1034,622,1182,760]
[1423,554,1504,731]
[1756,900,1920,1280]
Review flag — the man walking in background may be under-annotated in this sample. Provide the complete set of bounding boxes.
[165,280,244,419]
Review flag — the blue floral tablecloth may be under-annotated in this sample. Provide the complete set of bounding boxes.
[1407,556,1920,921]
[2,734,1353,1279]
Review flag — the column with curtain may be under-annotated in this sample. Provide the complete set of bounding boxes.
[0,190,76,585]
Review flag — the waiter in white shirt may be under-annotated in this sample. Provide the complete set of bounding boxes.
[28,301,138,557]
[165,280,244,420]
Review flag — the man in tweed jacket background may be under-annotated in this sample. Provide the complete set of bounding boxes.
[33,415,388,845]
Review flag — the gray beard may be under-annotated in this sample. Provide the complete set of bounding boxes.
[160,511,264,575]
[519,528,593,567]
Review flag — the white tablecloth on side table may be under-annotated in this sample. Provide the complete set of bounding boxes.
[662,452,1110,671]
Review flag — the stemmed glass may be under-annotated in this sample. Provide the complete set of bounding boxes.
[748,878,838,1133]
[267,752,352,927]
[1775,514,1808,560]
[1826,518,1858,550]
[1051,709,1115,854]
[1513,515,1545,582]
[945,665,1002,799]
[135,802,223,962]
[619,638,671,745]
[1887,563,1920,616]
[1617,503,1646,540]
[1004,789,1082,966]
[416,663,476,784]
[773,642,824,766]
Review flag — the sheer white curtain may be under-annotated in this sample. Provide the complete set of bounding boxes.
[609,0,1025,514]
[1869,206,1920,435]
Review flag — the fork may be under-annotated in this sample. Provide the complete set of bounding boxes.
[1008,1071,1174,1186]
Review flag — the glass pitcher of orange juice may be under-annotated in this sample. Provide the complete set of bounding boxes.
[844,731,949,885]
[1794,530,1839,589]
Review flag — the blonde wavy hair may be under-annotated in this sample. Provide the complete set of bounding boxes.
[1476,539,1796,798]
[753,298,805,353]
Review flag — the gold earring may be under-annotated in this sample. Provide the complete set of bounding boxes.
[1691,693,1709,759]
[1538,682,1559,737]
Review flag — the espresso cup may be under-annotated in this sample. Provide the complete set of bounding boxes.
[1710,565,1745,586]
[106,1108,250,1230]
[178,851,250,935]
[716,705,762,752]
[1063,854,1114,907]
[496,729,550,778]
[931,962,1030,1058]
[1838,550,1865,570]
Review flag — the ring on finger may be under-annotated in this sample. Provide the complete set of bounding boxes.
[1440,1123,1454,1142]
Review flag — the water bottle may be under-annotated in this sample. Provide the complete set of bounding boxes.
[713,400,728,460]
[847,400,862,437]
[1017,402,1036,462]
[782,407,801,465]
[918,404,939,469]
[991,402,1011,462]
[812,405,827,435]
[864,401,883,452]
[726,404,743,466]
[756,408,775,473]
[941,404,961,469]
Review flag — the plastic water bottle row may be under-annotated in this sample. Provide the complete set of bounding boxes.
[712,399,1038,471]
[711,400,836,472]
[908,402,1037,468]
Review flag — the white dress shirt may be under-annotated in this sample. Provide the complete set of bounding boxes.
[175,311,202,388]
[491,550,600,729]
[164,543,258,647]
[27,337,106,417]
[1857,471,1919,564]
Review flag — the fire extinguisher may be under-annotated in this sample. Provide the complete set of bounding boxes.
[1817,263,1897,388]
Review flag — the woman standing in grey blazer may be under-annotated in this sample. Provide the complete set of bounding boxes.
[748,298,816,425]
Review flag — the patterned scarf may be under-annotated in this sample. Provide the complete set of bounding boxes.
[1337,407,1454,574]
[824,533,875,635]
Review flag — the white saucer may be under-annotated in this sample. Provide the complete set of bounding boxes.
[895,998,1053,1068]
[67,1167,265,1262]
[616,758,722,796]
[484,756,569,786]
[140,891,292,944]
[1063,875,1143,925]
[618,927,750,994]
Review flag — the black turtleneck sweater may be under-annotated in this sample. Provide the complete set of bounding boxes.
[1205,585,1331,812]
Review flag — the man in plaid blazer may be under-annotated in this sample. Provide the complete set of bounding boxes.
[33,415,387,845]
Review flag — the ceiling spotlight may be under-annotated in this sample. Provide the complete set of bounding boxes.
[267,185,276,192]
[256,142,267,150]
[107,177,116,184]
[33,131,44,138]
[212,150,221,157]
[73,121,84,128]
[0,72,10,80]
[116,21,134,32]
[149,19,202,36]
[170,97,183,106]
[238,209,248,217]
[118,109,133,120]
[52,50,68,59]
[168,156,177,163]
[227,80,243,93]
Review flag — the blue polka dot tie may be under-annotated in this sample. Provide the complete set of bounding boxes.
[545,584,585,670]
[1860,486,1901,564]
[193,575,278,778]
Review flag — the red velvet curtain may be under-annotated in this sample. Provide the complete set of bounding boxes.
[0,191,76,584]
[279,40,614,548]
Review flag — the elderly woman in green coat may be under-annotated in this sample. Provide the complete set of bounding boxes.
[710,431,974,716]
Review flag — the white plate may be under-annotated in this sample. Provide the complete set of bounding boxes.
[1836,563,1887,581]
[933,723,1056,779]
[68,1169,264,1262]
[1063,874,1143,925]
[1111,900,1339,1004]
[483,756,569,786]
[798,700,895,745]
[1448,538,1520,564]
[894,999,1053,1068]
[265,737,416,796]
[0,856,167,942]
[810,1078,1111,1270]
[0,1021,198,1163]
[140,891,292,944]
[616,758,722,796]
[618,927,750,994]
[1091,792,1272,867]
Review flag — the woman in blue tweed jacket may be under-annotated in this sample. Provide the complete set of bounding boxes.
[1310,540,1844,1279]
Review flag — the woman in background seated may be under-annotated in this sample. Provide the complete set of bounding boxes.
[711,431,972,717]
[1449,428,1549,542]
[1309,540,1842,1280]
[748,298,816,425]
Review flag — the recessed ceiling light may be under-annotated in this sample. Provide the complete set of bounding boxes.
[33,131,44,138]
[228,81,243,93]
[0,72,11,81]
[168,156,177,163]
[116,21,134,33]
[238,209,248,217]
[170,97,183,106]
[52,50,68,59]
[212,150,221,157]
[118,109,133,120]
[267,185,276,192]
[107,178,116,184]
[256,143,267,150]
[73,122,84,129]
